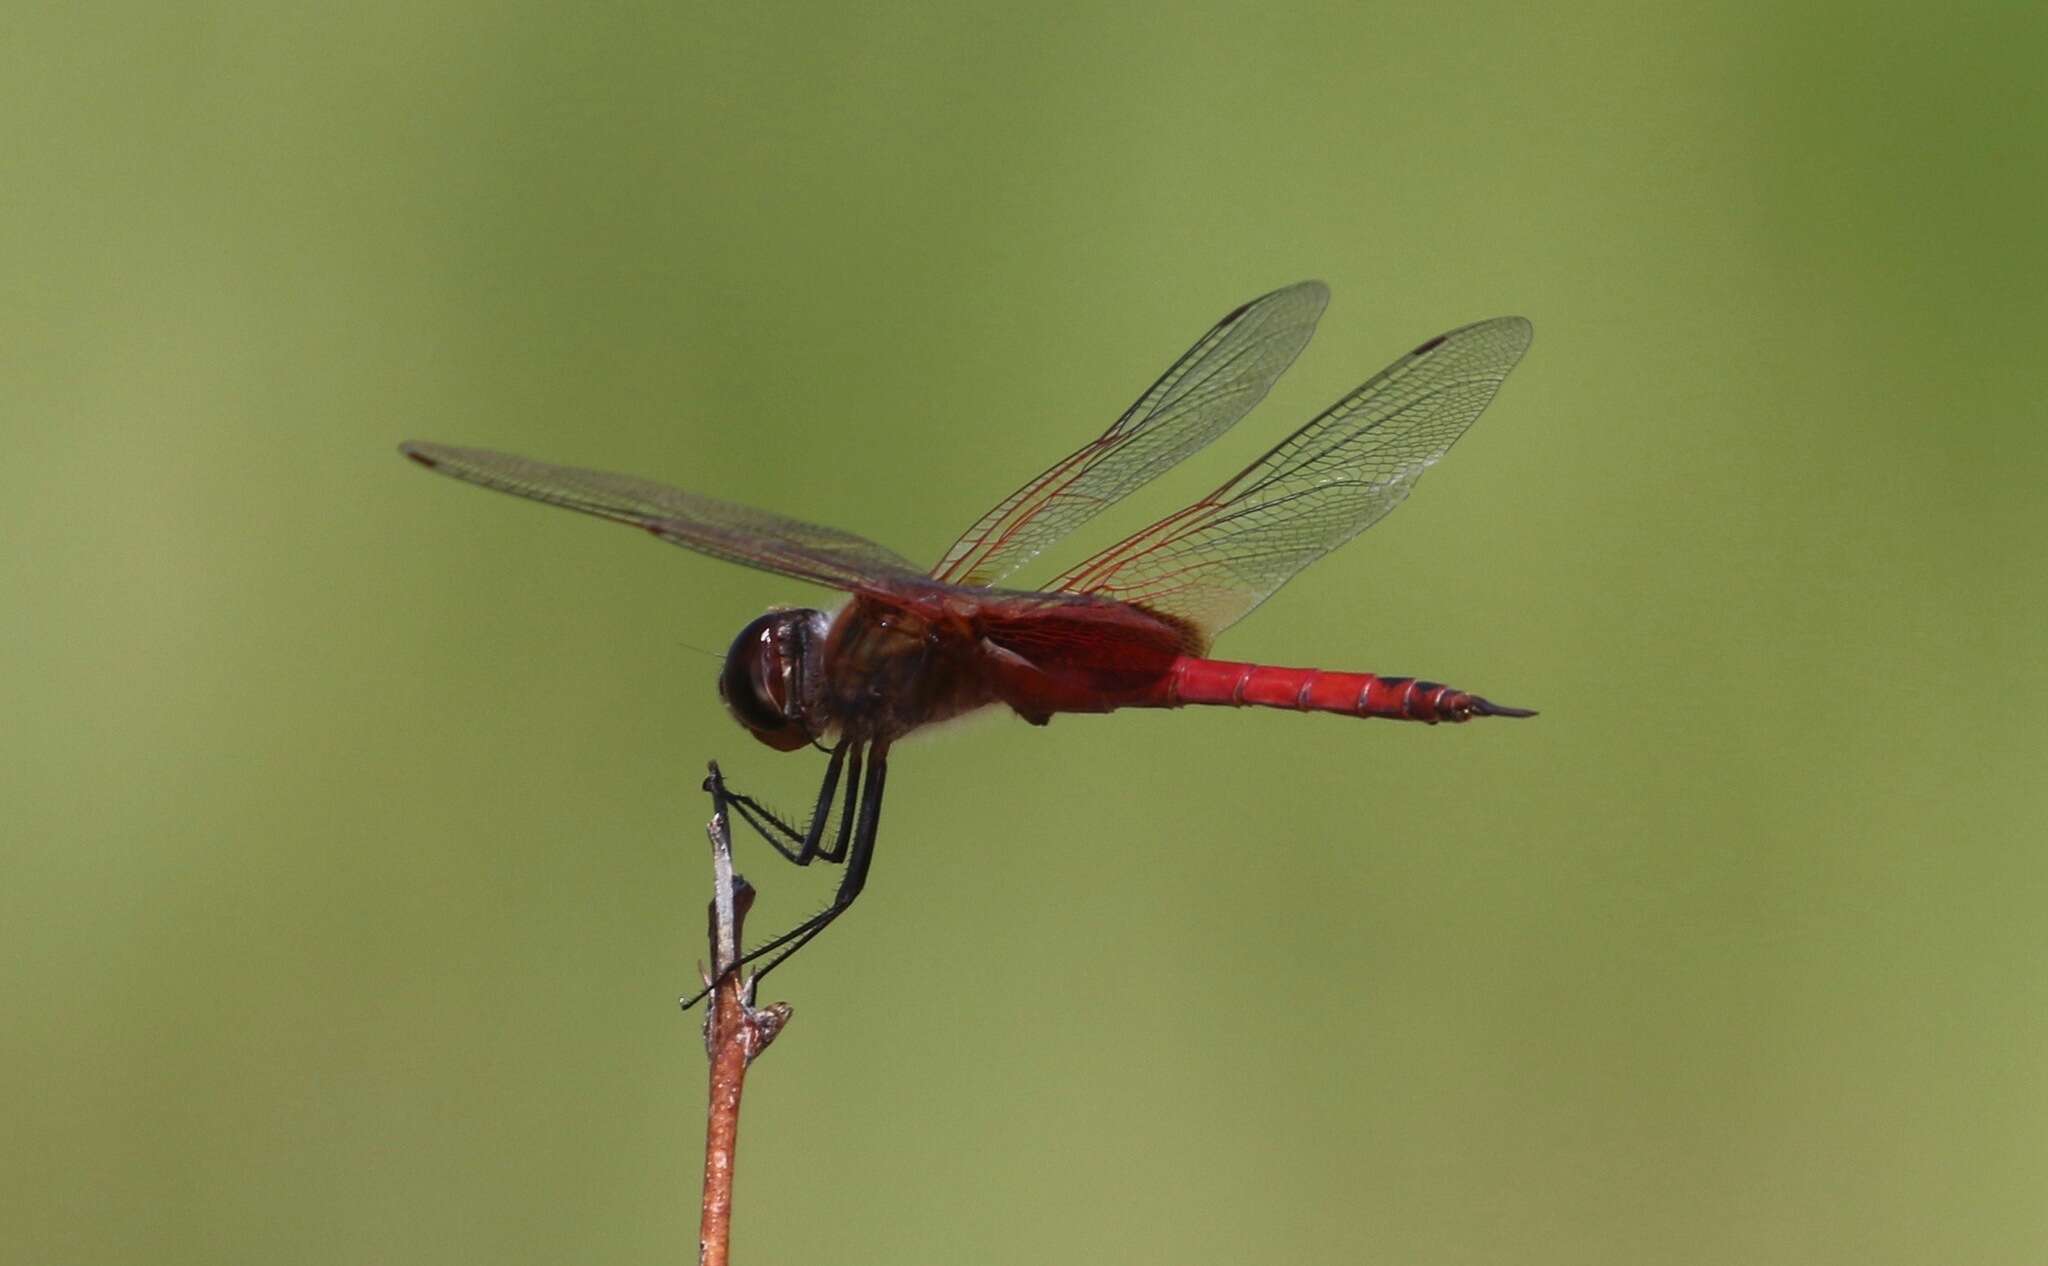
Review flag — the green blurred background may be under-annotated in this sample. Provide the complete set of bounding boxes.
[6,3,2046,1263]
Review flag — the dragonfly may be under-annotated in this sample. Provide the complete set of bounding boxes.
[402,281,1534,994]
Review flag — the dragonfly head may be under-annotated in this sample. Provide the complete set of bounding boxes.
[718,608,828,751]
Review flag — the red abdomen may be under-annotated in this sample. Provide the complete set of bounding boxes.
[1157,657,1534,724]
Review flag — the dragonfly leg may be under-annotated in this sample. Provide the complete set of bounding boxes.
[742,745,887,988]
[684,745,888,1009]
[714,740,852,866]
[812,744,863,864]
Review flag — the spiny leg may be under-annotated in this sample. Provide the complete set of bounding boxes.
[813,743,863,864]
[741,744,889,990]
[716,739,854,866]
[684,745,889,1009]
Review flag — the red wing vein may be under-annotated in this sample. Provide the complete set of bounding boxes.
[401,442,927,593]
[932,281,1329,587]
[1050,316,1532,641]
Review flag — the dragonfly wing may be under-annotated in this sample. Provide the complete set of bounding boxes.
[1050,316,1533,642]
[932,280,1329,588]
[401,443,929,592]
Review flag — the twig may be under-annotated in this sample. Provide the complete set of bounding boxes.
[696,763,792,1266]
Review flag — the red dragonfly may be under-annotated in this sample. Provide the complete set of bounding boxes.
[402,281,1533,989]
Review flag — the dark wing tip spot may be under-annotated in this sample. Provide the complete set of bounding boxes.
[1218,301,1253,326]
[1410,334,1449,357]
[401,445,440,469]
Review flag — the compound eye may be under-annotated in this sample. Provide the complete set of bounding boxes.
[717,612,811,751]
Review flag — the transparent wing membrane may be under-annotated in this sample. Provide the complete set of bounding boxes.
[400,443,927,592]
[1051,316,1533,640]
[932,281,1329,587]
[402,299,1530,641]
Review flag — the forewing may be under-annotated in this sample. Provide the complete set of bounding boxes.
[1050,316,1533,641]
[931,280,1329,588]
[401,443,928,592]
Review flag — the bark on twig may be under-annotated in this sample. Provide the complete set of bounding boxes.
[697,763,791,1266]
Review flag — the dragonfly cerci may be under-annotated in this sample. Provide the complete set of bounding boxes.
[402,281,1535,990]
